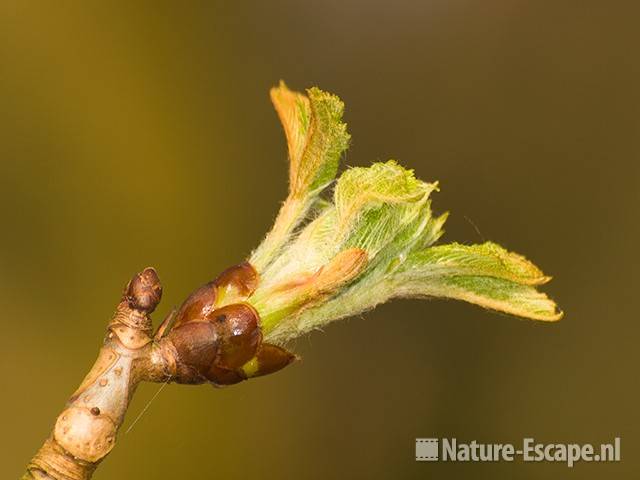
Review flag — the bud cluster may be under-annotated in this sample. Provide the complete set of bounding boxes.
[163,262,296,386]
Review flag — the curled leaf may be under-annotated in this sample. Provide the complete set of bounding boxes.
[269,82,311,186]
[250,82,350,272]
[255,248,368,333]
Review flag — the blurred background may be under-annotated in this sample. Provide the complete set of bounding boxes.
[1,1,638,478]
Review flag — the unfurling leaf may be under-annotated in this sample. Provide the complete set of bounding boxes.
[396,275,561,321]
[255,248,368,332]
[392,243,562,321]
[246,82,562,345]
[269,82,311,186]
[398,242,551,286]
[250,82,350,272]
[293,86,350,195]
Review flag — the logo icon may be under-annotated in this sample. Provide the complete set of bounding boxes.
[416,438,439,461]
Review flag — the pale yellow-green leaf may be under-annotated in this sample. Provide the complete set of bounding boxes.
[270,81,349,198]
[395,275,562,321]
[402,242,551,285]
[334,160,438,256]
[300,87,350,193]
[248,83,562,344]
[392,243,561,321]
[250,83,350,272]
[256,161,438,291]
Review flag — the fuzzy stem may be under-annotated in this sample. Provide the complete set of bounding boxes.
[250,196,310,272]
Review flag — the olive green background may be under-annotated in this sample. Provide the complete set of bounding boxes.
[1,2,638,479]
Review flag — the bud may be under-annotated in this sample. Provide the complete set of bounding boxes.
[252,343,297,377]
[206,365,244,386]
[166,303,263,385]
[172,282,218,328]
[214,262,259,305]
[211,303,262,370]
[206,343,297,386]
[167,321,219,384]
[125,267,162,313]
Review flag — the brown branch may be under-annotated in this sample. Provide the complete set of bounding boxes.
[22,265,295,480]
[23,268,169,480]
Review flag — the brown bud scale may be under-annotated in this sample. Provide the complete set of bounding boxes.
[163,262,296,386]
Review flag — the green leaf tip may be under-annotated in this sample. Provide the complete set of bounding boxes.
[269,81,350,198]
[247,82,562,343]
[400,242,552,286]
[250,82,350,272]
[394,242,562,321]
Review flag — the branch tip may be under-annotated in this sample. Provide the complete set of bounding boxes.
[125,267,162,313]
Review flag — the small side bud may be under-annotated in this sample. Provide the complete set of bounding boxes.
[126,267,162,313]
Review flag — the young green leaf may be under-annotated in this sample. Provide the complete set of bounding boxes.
[247,83,562,344]
[390,242,562,321]
[250,82,350,272]
[254,161,442,339]
[394,275,562,321]
[399,242,551,286]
